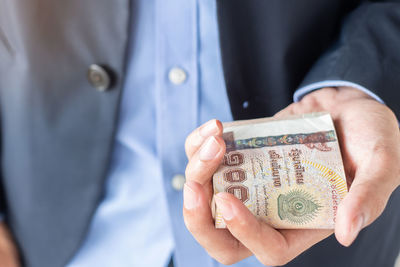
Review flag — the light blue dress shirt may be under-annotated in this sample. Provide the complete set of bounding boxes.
[66,1,383,267]
[67,0,235,266]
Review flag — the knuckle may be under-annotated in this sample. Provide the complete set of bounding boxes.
[257,238,290,266]
[259,254,290,267]
[184,162,196,180]
[369,195,387,220]
[184,165,190,178]
[301,94,320,109]
[185,223,198,235]
[211,240,244,265]
[273,238,289,255]
[184,135,196,157]
[214,254,238,266]
[184,133,192,148]
[274,255,291,266]
[351,182,387,223]
[184,139,190,156]
[273,258,290,266]
[182,209,191,225]
[184,131,199,157]
[184,168,197,184]
[182,213,200,235]
[287,103,297,113]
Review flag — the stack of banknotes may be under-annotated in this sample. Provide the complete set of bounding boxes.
[212,113,347,229]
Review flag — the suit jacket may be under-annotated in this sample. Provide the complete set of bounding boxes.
[0,0,399,266]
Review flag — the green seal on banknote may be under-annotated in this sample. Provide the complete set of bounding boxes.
[277,189,321,225]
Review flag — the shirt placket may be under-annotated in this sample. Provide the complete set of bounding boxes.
[155,0,212,266]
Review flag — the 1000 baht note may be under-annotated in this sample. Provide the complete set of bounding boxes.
[212,113,347,229]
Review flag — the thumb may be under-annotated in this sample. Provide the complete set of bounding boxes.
[334,168,397,247]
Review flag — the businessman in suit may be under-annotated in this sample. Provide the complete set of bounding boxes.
[0,0,399,266]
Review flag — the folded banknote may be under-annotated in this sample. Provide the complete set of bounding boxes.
[212,113,347,229]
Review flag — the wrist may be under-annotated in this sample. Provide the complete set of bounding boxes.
[303,87,373,103]
[299,86,381,111]
[335,86,377,101]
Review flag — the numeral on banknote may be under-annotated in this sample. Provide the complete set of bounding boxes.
[223,152,244,166]
[227,185,249,203]
[222,152,249,203]
[224,169,246,182]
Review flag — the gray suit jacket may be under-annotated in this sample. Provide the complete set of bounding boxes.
[0,1,399,266]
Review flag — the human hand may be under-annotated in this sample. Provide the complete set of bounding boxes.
[276,87,400,246]
[0,222,20,267]
[182,87,400,265]
[183,119,332,266]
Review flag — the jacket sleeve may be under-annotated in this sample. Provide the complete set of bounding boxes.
[298,1,400,117]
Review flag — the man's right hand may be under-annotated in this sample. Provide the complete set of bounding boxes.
[182,119,332,266]
[0,222,20,267]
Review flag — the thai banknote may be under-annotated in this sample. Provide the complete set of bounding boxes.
[212,113,347,229]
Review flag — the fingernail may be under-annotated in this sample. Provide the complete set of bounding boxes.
[183,184,198,210]
[199,136,220,161]
[349,214,364,243]
[192,120,219,147]
[215,194,234,221]
[199,120,219,137]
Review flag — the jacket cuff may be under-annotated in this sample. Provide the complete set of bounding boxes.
[293,80,385,103]
[294,80,399,126]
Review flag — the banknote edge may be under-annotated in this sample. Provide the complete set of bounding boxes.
[222,112,330,128]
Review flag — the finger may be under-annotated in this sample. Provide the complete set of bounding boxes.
[185,135,225,186]
[335,165,399,247]
[183,181,252,265]
[215,192,332,266]
[185,119,223,160]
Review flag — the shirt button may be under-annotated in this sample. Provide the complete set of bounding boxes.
[171,174,186,191]
[87,64,112,91]
[168,67,187,85]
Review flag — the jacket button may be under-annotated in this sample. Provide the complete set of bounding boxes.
[87,64,112,91]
